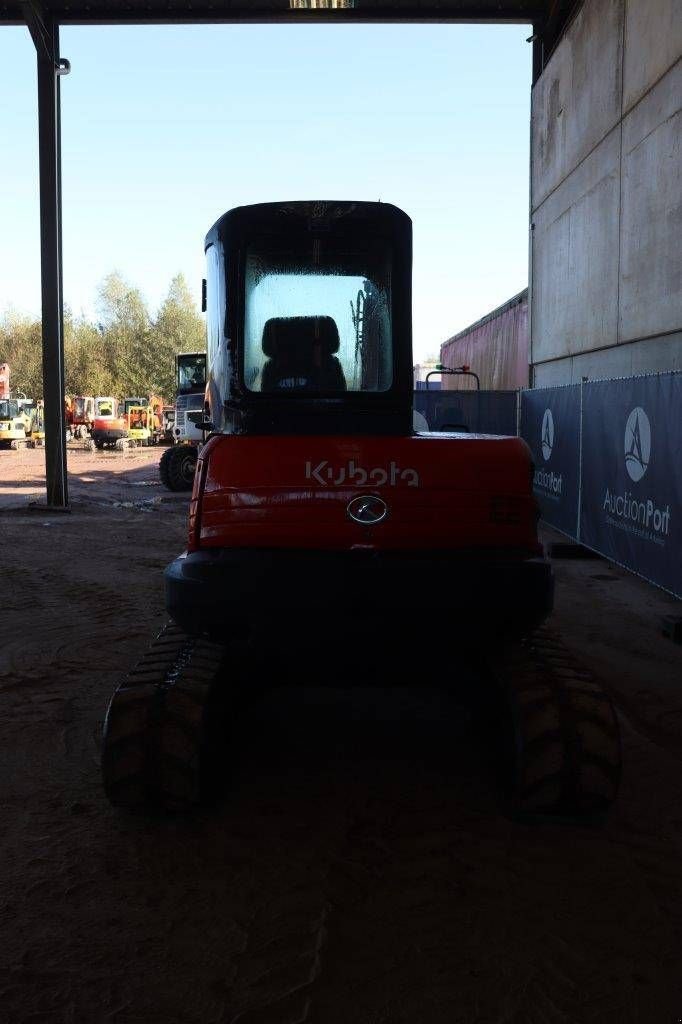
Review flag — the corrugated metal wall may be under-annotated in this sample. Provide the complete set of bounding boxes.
[440,289,528,390]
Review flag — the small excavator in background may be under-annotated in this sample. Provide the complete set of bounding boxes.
[102,201,621,821]
[70,396,96,439]
[0,396,33,448]
[88,396,164,451]
[0,364,35,448]
[27,402,45,447]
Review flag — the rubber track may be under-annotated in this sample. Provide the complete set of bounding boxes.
[102,624,225,810]
[493,626,622,821]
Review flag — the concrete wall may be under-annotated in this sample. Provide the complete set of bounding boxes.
[440,289,528,390]
[530,0,682,385]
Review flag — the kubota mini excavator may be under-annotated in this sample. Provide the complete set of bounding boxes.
[102,201,621,820]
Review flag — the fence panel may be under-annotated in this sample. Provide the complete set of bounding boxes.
[520,386,581,538]
[414,389,518,436]
[580,374,681,597]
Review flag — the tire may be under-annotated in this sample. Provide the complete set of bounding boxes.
[115,438,127,452]
[491,628,621,822]
[9,439,20,450]
[159,444,198,492]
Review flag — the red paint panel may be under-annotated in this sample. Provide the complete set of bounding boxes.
[190,434,541,554]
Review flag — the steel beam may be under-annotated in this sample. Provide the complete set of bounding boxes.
[2,1,548,26]
[23,2,69,507]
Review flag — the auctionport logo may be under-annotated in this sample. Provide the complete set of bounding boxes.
[533,407,562,498]
[602,406,670,542]
[624,406,650,482]
[541,408,554,461]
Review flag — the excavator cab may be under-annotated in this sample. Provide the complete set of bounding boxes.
[166,201,552,638]
[203,201,412,438]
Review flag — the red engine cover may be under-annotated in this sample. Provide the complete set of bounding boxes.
[191,433,540,554]
[92,415,127,432]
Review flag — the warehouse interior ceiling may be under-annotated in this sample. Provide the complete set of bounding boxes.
[1,0,578,63]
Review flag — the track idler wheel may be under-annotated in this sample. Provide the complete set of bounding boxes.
[492,627,621,822]
[101,624,225,811]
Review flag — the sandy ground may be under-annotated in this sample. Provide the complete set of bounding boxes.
[1,446,682,1024]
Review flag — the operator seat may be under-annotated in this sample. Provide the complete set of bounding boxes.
[260,316,347,392]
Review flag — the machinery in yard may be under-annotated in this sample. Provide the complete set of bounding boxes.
[0,397,33,448]
[162,406,176,442]
[0,365,36,448]
[27,401,45,447]
[89,410,129,450]
[70,395,96,439]
[102,201,621,820]
[126,404,162,447]
[88,397,164,451]
[158,351,207,491]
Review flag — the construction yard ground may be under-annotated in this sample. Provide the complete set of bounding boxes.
[1,445,682,1023]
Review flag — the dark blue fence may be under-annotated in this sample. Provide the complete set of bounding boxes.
[414,389,518,436]
[520,372,681,598]
[520,385,581,538]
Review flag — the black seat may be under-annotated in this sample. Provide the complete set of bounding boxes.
[260,316,347,392]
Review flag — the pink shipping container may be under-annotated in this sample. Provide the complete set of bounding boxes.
[440,289,528,391]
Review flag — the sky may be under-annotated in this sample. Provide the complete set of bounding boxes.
[0,21,532,362]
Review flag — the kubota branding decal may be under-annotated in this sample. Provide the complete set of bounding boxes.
[305,460,420,487]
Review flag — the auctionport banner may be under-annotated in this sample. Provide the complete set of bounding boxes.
[520,386,581,536]
[580,374,681,597]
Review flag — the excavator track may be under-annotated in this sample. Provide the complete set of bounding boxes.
[102,622,621,822]
[101,624,225,811]
[489,626,622,822]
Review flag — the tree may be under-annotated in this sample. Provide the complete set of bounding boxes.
[1,270,205,403]
[97,272,152,397]
[64,314,116,398]
[0,312,43,397]
[151,274,205,398]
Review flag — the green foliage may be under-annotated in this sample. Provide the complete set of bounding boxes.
[0,272,205,402]
[0,312,43,397]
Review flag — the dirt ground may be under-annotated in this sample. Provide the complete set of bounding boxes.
[1,445,682,1024]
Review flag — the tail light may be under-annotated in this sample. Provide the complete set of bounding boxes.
[187,455,207,551]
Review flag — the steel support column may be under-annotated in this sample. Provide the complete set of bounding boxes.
[23,2,69,507]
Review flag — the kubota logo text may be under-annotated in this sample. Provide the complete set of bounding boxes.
[305,460,420,487]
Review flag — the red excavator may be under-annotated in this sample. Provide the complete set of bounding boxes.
[102,201,620,820]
